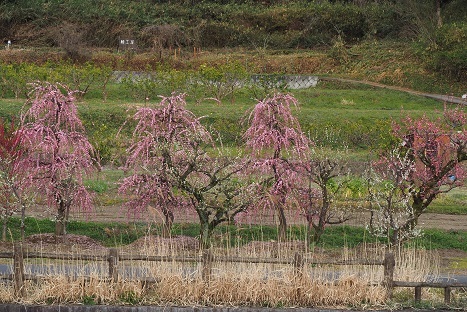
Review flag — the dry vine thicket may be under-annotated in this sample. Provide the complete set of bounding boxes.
[0,239,445,308]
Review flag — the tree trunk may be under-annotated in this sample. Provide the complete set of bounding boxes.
[199,221,213,250]
[2,218,7,242]
[20,204,26,241]
[311,225,324,244]
[390,229,400,247]
[306,217,324,244]
[306,210,313,244]
[55,203,67,236]
[272,159,288,242]
[202,248,213,281]
[407,200,425,234]
[55,219,66,236]
[161,220,173,238]
[436,0,442,28]
[305,210,322,244]
[277,202,287,242]
[161,207,174,238]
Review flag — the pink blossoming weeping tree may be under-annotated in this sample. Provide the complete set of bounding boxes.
[0,119,26,241]
[244,93,309,241]
[119,93,207,237]
[369,106,466,245]
[18,82,97,236]
[120,94,257,249]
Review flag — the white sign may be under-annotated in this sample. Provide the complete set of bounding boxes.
[119,39,135,45]
[118,39,136,52]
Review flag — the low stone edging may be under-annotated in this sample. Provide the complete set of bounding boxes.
[0,305,440,312]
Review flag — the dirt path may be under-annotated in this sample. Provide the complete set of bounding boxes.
[29,204,467,231]
[344,211,467,231]
[320,77,467,105]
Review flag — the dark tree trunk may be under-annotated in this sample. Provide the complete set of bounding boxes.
[311,226,324,244]
[2,218,7,242]
[20,204,26,241]
[196,206,214,250]
[436,0,443,28]
[277,196,287,242]
[199,221,214,250]
[161,207,174,238]
[55,202,68,236]
[55,218,66,236]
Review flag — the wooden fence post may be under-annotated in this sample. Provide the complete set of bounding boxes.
[414,286,422,303]
[383,252,395,299]
[13,243,25,297]
[202,249,213,282]
[293,252,304,278]
[444,287,451,304]
[108,248,119,281]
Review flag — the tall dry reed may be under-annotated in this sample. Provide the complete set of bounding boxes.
[0,238,446,308]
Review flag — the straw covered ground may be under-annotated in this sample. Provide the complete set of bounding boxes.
[0,201,464,308]
[1,230,463,308]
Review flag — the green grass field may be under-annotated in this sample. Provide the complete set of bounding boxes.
[5,216,467,251]
[0,71,465,252]
[1,76,465,203]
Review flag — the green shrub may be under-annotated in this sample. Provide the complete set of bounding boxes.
[119,291,141,305]
[121,73,163,101]
[82,295,97,305]
[0,62,43,98]
[429,23,467,81]
[199,20,245,48]
[80,103,132,166]
[193,62,249,103]
[84,179,108,194]
[363,3,403,39]
[0,61,113,100]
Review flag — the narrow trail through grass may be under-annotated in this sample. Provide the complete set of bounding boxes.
[320,77,467,105]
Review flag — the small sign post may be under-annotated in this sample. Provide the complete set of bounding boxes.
[6,40,11,50]
[118,39,136,52]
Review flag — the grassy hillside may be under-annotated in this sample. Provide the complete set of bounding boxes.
[0,1,416,48]
[1,0,465,49]
[1,0,466,93]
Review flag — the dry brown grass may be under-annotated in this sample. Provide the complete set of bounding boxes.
[22,275,144,305]
[151,274,385,307]
[394,246,440,282]
[0,239,447,308]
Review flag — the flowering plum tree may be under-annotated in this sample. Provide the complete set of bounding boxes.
[0,119,26,240]
[294,147,352,244]
[368,106,466,245]
[18,83,96,236]
[119,93,207,237]
[244,93,309,241]
[120,94,257,249]
[367,147,420,244]
[177,153,257,249]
